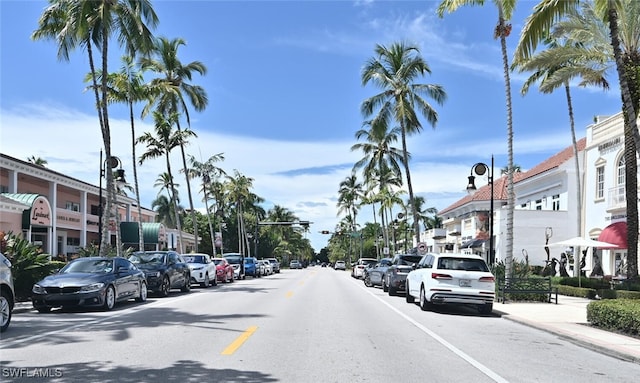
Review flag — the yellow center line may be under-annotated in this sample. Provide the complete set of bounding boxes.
[221,326,258,355]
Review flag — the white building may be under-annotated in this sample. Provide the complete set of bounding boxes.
[583,113,631,278]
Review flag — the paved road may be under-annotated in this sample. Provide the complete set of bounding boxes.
[2,267,639,382]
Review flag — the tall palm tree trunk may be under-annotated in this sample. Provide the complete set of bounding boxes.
[498,9,515,279]
[399,122,421,247]
[564,83,583,276]
[165,153,183,252]
[609,5,639,280]
[176,122,198,252]
[129,99,145,251]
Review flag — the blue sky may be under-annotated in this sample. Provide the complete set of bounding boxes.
[0,0,623,252]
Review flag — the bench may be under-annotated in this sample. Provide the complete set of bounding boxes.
[498,277,558,304]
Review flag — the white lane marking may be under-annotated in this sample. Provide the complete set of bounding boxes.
[1,292,203,348]
[356,281,509,383]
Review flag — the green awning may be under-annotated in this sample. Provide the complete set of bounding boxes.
[120,222,163,244]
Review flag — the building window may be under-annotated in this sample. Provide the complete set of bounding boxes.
[65,201,80,212]
[596,166,604,199]
[552,194,560,211]
[535,199,542,210]
[617,156,625,186]
[0,185,7,193]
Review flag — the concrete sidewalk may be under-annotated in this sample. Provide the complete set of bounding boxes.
[494,295,640,364]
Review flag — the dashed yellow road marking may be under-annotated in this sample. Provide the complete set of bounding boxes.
[221,326,258,355]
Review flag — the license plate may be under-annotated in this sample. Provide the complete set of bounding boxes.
[459,279,471,287]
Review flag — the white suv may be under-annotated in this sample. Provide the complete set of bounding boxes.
[0,252,15,332]
[351,257,378,279]
[406,253,495,314]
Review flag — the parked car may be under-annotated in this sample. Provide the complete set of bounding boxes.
[384,254,423,296]
[32,257,147,312]
[333,260,346,270]
[363,257,393,288]
[212,257,234,283]
[182,253,217,288]
[244,257,260,277]
[259,259,273,275]
[406,252,495,314]
[129,251,190,297]
[223,253,245,280]
[289,260,302,269]
[0,252,15,332]
[351,257,378,279]
[265,257,281,273]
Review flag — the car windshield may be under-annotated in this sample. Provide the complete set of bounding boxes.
[129,253,165,265]
[183,255,206,264]
[437,257,489,272]
[398,255,422,265]
[225,256,242,265]
[62,259,113,274]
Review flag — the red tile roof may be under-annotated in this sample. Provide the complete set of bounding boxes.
[439,137,586,215]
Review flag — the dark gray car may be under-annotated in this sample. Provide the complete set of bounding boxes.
[384,254,423,296]
[363,257,392,288]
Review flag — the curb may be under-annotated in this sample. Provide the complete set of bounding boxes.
[500,313,640,365]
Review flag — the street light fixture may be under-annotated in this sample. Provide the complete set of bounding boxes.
[98,150,126,254]
[466,155,494,265]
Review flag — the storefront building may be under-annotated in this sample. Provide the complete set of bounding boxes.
[0,154,195,257]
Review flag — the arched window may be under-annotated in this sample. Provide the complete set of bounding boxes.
[617,155,626,186]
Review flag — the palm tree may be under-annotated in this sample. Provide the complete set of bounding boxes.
[361,41,447,248]
[513,14,611,275]
[438,0,517,277]
[186,153,226,253]
[151,194,181,228]
[337,172,364,261]
[87,55,151,251]
[225,170,255,257]
[141,36,208,252]
[138,111,196,253]
[32,0,158,257]
[26,156,47,166]
[514,0,639,280]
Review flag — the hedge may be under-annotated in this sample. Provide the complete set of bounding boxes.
[587,299,640,337]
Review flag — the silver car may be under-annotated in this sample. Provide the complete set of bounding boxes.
[0,252,15,332]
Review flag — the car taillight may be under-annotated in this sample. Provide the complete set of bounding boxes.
[479,276,495,282]
[431,273,452,280]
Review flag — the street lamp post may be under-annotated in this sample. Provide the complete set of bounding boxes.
[466,155,494,265]
[98,150,126,255]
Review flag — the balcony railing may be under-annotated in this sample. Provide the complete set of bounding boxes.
[607,185,626,210]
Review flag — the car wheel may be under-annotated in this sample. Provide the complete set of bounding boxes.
[388,284,397,296]
[478,303,493,315]
[363,274,373,288]
[382,277,389,292]
[211,274,217,286]
[103,285,116,311]
[229,273,234,283]
[406,283,415,303]
[419,286,432,311]
[181,273,191,292]
[0,289,13,332]
[36,307,51,313]
[201,274,210,288]
[159,276,171,297]
[136,281,148,302]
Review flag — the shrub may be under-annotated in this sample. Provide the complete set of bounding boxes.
[557,277,609,290]
[2,232,65,300]
[587,299,640,336]
[557,285,597,299]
